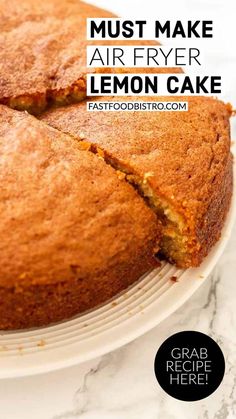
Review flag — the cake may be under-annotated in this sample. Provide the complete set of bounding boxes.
[0,0,233,330]
[41,96,233,267]
[0,0,181,115]
[0,105,160,329]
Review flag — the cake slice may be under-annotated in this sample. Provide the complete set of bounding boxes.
[0,0,181,115]
[0,105,161,329]
[41,96,233,268]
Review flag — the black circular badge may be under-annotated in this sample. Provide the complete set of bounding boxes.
[154,331,225,401]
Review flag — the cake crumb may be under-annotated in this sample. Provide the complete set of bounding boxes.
[116,170,126,181]
[79,141,91,151]
[97,148,105,159]
[143,171,154,184]
[170,275,178,282]
[37,339,46,348]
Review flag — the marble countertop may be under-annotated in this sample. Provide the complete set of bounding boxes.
[0,0,235,418]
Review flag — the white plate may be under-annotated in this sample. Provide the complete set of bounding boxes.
[0,185,235,379]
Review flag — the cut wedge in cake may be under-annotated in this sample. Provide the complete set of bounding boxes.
[0,0,181,115]
[0,105,161,329]
[41,96,233,268]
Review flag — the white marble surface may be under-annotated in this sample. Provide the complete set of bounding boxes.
[0,0,235,418]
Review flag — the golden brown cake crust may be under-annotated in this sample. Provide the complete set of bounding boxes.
[0,1,233,330]
[0,0,181,114]
[0,105,160,329]
[41,96,233,267]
